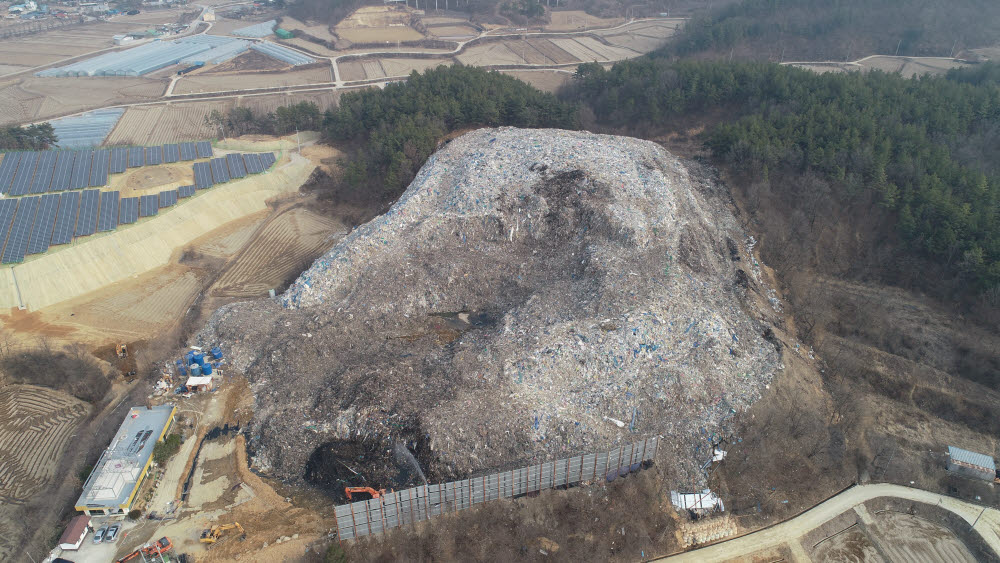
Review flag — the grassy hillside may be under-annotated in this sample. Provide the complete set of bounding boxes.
[660,0,1000,61]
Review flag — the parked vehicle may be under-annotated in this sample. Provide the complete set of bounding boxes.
[105,524,120,543]
[93,526,108,544]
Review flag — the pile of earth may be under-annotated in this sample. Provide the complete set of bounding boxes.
[198,127,782,493]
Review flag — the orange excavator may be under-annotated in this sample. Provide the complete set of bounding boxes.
[116,537,173,562]
[345,487,386,501]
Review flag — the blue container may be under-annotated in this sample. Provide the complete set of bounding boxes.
[193,352,205,366]
[211,346,223,360]
[179,365,188,376]
[202,362,213,376]
[185,351,195,364]
[190,363,202,377]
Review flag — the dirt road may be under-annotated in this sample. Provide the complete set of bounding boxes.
[659,484,1000,562]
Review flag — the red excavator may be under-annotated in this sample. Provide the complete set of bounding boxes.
[345,487,386,501]
[116,537,173,562]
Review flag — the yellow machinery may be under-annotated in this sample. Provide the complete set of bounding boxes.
[200,522,246,544]
[116,343,128,358]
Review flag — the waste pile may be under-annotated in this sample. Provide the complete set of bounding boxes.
[198,127,781,489]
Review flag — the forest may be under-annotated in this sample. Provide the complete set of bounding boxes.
[660,0,1000,61]
[568,60,1000,295]
[0,123,57,151]
[320,65,577,197]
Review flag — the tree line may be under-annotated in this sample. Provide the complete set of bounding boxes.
[567,59,1000,295]
[0,123,57,151]
[320,65,578,197]
[204,101,323,139]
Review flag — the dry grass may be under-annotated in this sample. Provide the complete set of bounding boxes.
[545,10,622,31]
[172,66,331,94]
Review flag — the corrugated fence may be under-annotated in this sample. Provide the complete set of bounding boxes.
[336,437,659,540]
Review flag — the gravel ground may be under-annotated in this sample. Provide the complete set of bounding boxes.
[198,127,781,491]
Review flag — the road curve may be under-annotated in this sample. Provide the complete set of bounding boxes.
[658,484,1000,562]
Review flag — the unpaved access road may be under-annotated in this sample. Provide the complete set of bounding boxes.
[658,484,1000,562]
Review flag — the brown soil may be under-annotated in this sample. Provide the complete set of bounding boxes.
[205,49,292,74]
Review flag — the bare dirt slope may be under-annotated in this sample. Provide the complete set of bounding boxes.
[198,127,783,497]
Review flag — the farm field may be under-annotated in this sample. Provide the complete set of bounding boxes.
[278,16,337,42]
[788,56,971,78]
[236,89,340,114]
[544,10,622,31]
[205,15,276,36]
[172,65,331,94]
[334,5,425,44]
[0,21,157,69]
[501,69,572,92]
[106,100,232,145]
[425,24,478,38]
[0,76,166,125]
[0,384,89,562]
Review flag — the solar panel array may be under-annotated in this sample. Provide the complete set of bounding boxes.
[196,141,214,158]
[9,152,39,196]
[145,146,162,166]
[110,147,129,174]
[90,149,110,187]
[30,152,57,194]
[26,194,60,255]
[163,144,180,163]
[76,189,99,237]
[139,194,159,217]
[210,157,230,184]
[51,191,79,245]
[2,196,39,263]
[179,142,197,161]
[0,147,276,263]
[226,153,247,179]
[119,197,139,224]
[97,191,119,231]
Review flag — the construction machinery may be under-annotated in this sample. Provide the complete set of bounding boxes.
[201,522,246,544]
[116,343,128,358]
[345,487,386,501]
[116,537,172,562]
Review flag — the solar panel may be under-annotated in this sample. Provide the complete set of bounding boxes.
[29,151,57,194]
[0,199,17,254]
[179,142,197,161]
[163,144,180,163]
[210,157,230,184]
[2,196,39,263]
[139,194,159,217]
[196,141,214,158]
[51,191,79,245]
[110,147,128,173]
[249,153,266,174]
[75,189,99,237]
[193,161,213,189]
[226,153,247,179]
[128,146,145,168]
[50,151,74,192]
[163,190,177,207]
[145,146,163,166]
[70,150,92,190]
[178,185,195,198]
[9,152,39,196]
[0,153,19,194]
[90,149,110,187]
[97,191,119,231]
[119,196,139,224]
[260,152,275,169]
[26,193,60,255]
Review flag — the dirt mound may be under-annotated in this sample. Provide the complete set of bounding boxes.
[199,128,781,492]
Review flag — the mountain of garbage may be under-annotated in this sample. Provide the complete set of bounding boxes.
[199,127,782,492]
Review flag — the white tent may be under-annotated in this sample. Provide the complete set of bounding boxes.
[185,376,213,390]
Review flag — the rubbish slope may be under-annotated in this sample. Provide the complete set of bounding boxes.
[199,128,781,490]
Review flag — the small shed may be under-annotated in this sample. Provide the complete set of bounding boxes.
[185,375,214,392]
[670,489,724,514]
[58,515,90,550]
[946,446,996,482]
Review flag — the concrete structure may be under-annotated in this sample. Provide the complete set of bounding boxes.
[947,446,996,482]
[74,404,176,516]
[58,514,90,550]
[671,489,725,514]
[113,34,134,45]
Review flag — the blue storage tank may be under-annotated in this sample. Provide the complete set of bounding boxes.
[185,351,195,364]
[190,363,202,377]
[202,362,213,376]
[179,365,188,376]
[211,346,223,360]
[193,352,205,366]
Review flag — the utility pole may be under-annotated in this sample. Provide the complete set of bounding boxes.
[295,127,301,154]
[894,39,901,57]
[950,39,957,58]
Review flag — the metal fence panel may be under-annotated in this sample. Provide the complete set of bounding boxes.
[335,438,659,541]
